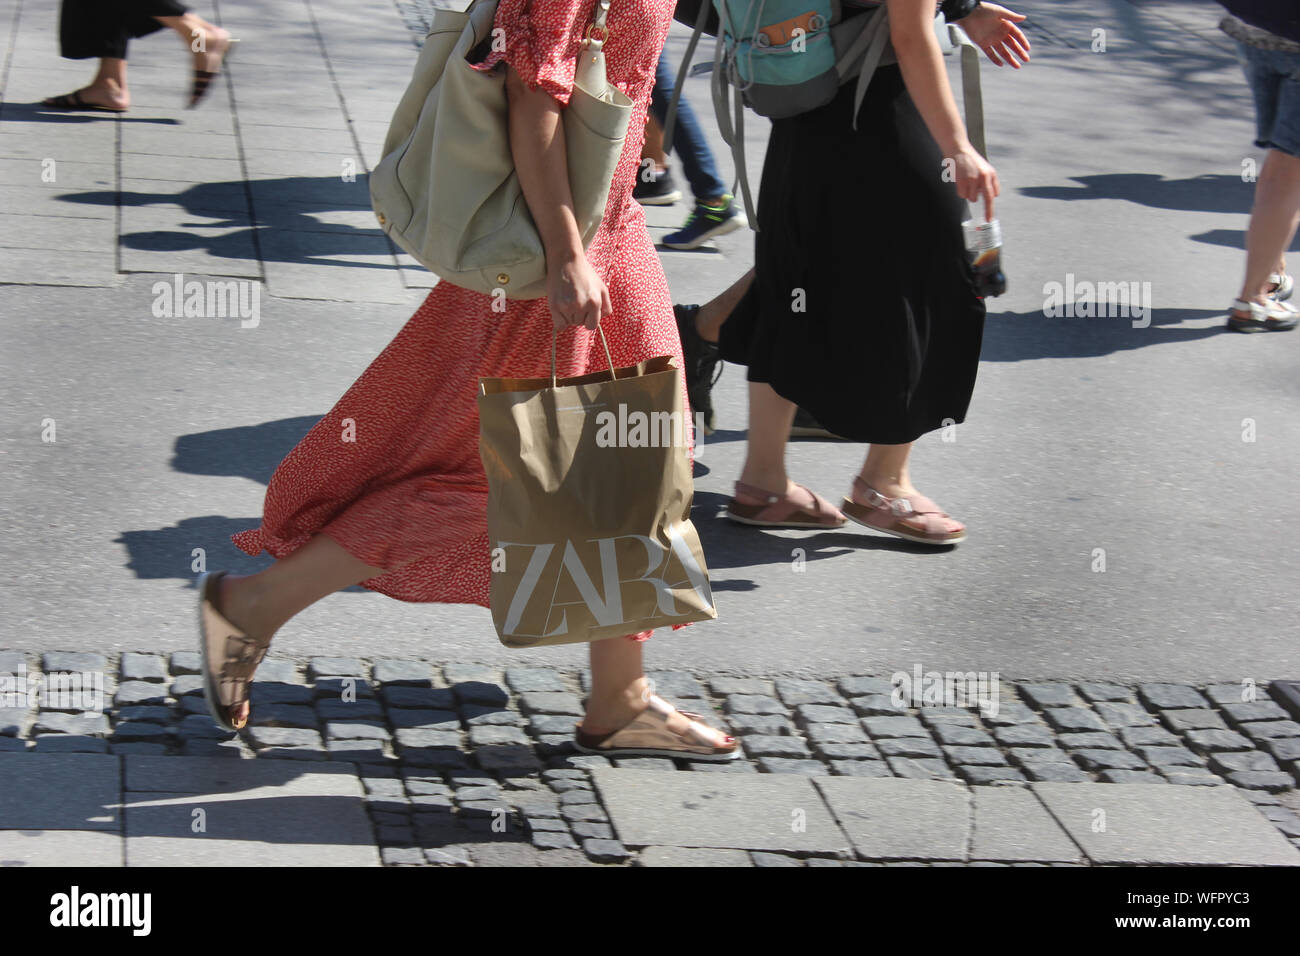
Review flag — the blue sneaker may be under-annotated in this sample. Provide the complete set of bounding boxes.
[661,195,743,250]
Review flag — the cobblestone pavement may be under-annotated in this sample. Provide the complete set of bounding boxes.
[2,650,1298,865]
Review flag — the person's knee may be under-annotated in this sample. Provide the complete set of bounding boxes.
[1260,147,1300,186]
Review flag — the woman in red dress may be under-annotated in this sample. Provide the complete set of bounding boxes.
[197,0,738,761]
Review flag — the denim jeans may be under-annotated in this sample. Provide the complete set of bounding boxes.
[1237,40,1300,156]
[648,51,729,201]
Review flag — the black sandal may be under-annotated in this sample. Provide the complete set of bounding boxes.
[41,90,126,113]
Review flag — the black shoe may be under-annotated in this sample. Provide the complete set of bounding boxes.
[673,303,721,435]
[633,167,682,206]
[789,407,846,440]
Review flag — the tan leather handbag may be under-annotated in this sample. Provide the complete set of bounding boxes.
[370,0,632,299]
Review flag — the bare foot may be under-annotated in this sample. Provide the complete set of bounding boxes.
[189,27,232,106]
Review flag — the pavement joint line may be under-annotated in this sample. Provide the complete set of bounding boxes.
[2,649,1298,865]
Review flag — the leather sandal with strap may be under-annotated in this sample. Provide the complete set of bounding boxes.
[727,479,846,529]
[1268,271,1293,302]
[841,476,966,545]
[1227,297,1298,333]
[196,571,272,731]
[575,694,740,761]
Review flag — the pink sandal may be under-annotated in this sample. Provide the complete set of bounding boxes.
[726,480,846,529]
[575,694,740,761]
[841,477,965,545]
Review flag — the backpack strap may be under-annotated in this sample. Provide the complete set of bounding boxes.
[837,4,891,131]
[662,0,714,146]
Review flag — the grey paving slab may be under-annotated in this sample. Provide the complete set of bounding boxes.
[235,123,357,153]
[124,754,362,795]
[0,158,114,189]
[0,213,115,252]
[118,129,240,160]
[0,248,117,286]
[124,787,380,865]
[638,846,754,867]
[0,183,113,219]
[263,259,406,303]
[0,829,122,866]
[0,753,120,829]
[971,785,1083,863]
[1032,782,1300,866]
[814,777,970,862]
[593,768,849,853]
[119,153,245,185]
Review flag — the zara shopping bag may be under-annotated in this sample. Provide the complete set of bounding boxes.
[477,330,717,648]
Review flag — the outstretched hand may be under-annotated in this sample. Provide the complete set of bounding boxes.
[959,3,1031,68]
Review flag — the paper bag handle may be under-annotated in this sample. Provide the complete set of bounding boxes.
[551,322,617,388]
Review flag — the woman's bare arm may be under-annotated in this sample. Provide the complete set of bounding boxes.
[887,0,999,218]
[505,66,611,329]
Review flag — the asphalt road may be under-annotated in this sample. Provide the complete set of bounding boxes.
[2,0,1297,682]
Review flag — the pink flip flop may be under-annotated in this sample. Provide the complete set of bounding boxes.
[726,479,846,529]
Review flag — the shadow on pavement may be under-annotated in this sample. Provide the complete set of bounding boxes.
[981,308,1226,362]
[1191,228,1300,252]
[0,101,179,124]
[1019,173,1254,215]
[58,175,398,269]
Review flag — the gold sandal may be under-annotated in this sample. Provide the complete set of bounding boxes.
[574,694,740,761]
[196,571,271,731]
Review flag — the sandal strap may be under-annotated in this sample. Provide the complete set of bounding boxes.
[645,694,728,748]
[733,479,780,504]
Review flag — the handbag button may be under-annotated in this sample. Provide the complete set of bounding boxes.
[496,273,509,285]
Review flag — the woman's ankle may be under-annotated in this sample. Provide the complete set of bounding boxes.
[736,469,790,499]
[582,678,650,733]
[218,573,279,641]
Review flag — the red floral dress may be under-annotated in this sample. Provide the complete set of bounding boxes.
[233,0,680,643]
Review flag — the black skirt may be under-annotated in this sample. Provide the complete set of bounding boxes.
[59,0,189,61]
[718,64,987,446]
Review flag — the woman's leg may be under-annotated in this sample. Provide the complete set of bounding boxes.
[216,533,386,725]
[216,535,733,745]
[696,268,753,343]
[736,381,798,494]
[153,11,232,84]
[580,635,733,746]
[642,114,668,171]
[1238,148,1300,305]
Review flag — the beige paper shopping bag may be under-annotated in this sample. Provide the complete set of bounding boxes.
[477,330,717,649]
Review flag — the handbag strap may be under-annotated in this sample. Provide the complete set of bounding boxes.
[584,0,612,47]
[551,323,617,387]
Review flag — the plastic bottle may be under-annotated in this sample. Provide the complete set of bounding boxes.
[962,218,1006,298]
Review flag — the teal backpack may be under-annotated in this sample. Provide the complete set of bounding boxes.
[666,1,986,228]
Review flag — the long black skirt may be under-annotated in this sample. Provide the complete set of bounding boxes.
[59,0,189,60]
[718,64,987,446]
